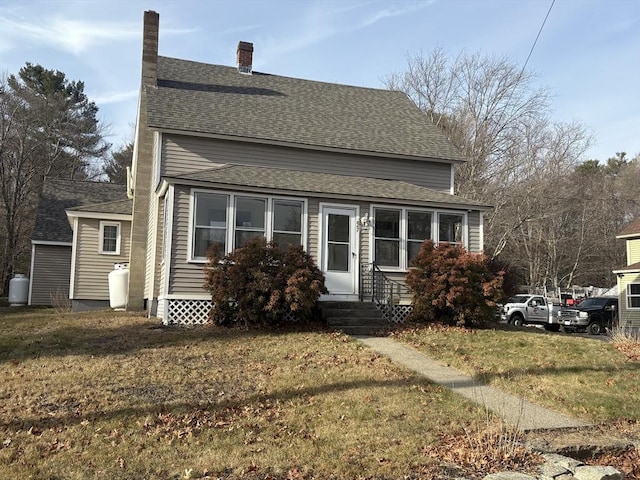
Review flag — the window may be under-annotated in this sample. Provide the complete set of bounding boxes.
[190,191,305,261]
[273,200,303,248]
[627,283,640,309]
[99,221,120,255]
[193,193,228,258]
[235,197,266,248]
[407,211,432,264]
[374,209,400,267]
[439,213,463,245]
[372,207,467,270]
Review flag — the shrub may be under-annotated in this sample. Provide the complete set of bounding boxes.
[204,237,327,328]
[406,240,504,327]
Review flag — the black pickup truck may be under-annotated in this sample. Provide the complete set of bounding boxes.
[558,297,618,335]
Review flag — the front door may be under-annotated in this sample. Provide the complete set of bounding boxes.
[321,205,358,296]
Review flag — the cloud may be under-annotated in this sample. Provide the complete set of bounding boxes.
[0,14,195,55]
[358,1,434,29]
[90,89,139,105]
[258,0,433,66]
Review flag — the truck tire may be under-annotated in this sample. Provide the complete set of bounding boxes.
[511,314,524,327]
[588,321,602,335]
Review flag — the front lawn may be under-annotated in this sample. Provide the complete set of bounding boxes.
[392,324,640,422]
[0,308,493,479]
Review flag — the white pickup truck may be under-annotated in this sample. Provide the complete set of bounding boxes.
[500,294,561,332]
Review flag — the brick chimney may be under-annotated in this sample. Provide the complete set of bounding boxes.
[141,10,159,86]
[127,10,159,312]
[237,41,253,74]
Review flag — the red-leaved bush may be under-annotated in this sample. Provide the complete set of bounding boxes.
[406,240,504,327]
[204,237,327,327]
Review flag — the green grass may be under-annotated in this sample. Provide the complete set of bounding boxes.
[0,308,500,479]
[392,323,640,422]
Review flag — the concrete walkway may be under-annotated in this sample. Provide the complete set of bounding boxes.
[355,336,592,431]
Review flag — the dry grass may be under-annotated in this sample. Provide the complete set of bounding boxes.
[392,323,640,423]
[0,307,542,480]
[610,327,640,361]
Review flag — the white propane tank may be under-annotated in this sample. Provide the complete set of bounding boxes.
[108,263,129,310]
[9,274,29,306]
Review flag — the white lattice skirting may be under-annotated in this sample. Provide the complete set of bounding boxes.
[166,299,212,325]
[165,299,301,325]
[377,304,413,323]
[164,298,411,325]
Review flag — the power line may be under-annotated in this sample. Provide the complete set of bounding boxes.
[521,0,556,75]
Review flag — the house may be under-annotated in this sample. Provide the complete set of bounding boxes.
[31,10,489,324]
[29,179,130,309]
[123,10,489,325]
[613,218,640,331]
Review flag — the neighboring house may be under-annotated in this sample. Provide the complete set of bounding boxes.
[30,179,130,310]
[613,218,640,330]
[123,11,490,325]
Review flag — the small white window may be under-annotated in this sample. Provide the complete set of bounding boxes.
[627,283,640,309]
[99,221,121,255]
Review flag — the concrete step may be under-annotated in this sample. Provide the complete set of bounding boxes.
[319,301,388,335]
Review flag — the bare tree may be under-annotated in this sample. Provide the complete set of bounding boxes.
[385,48,595,288]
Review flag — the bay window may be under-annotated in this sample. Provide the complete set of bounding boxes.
[190,190,304,261]
[372,207,466,270]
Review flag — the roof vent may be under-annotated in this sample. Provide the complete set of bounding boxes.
[237,41,253,74]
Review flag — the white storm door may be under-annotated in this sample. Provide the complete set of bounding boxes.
[321,206,358,295]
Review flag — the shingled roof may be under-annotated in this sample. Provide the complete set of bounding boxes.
[147,56,466,162]
[617,218,640,238]
[32,179,128,243]
[172,164,489,210]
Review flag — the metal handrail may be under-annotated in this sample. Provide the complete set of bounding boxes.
[359,262,411,306]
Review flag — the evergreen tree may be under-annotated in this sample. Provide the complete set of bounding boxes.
[0,63,109,293]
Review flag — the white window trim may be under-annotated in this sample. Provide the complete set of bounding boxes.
[188,188,307,263]
[369,205,468,272]
[627,283,640,309]
[99,221,121,255]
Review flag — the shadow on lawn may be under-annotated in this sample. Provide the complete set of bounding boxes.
[0,309,333,363]
[472,361,640,385]
[0,376,431,434]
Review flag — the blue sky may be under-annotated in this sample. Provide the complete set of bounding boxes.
[1,0,639,162]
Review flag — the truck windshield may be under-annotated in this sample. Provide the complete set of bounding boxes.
[578,298,608,308]
[508,295,530,303]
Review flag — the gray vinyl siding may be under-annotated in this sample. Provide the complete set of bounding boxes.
[166,185,480,296]
[308,198,370,265]
[30,245,72,306]
[144,192,164,300]
[468,210,481,253]
[73,219,131,300]
[162,134,453,192]
[168,186,205,295]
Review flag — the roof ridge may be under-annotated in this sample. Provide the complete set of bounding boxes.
[69,198,131,211]
[158,55,402,95]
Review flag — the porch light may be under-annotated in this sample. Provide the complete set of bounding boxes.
[357,213,372,231]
